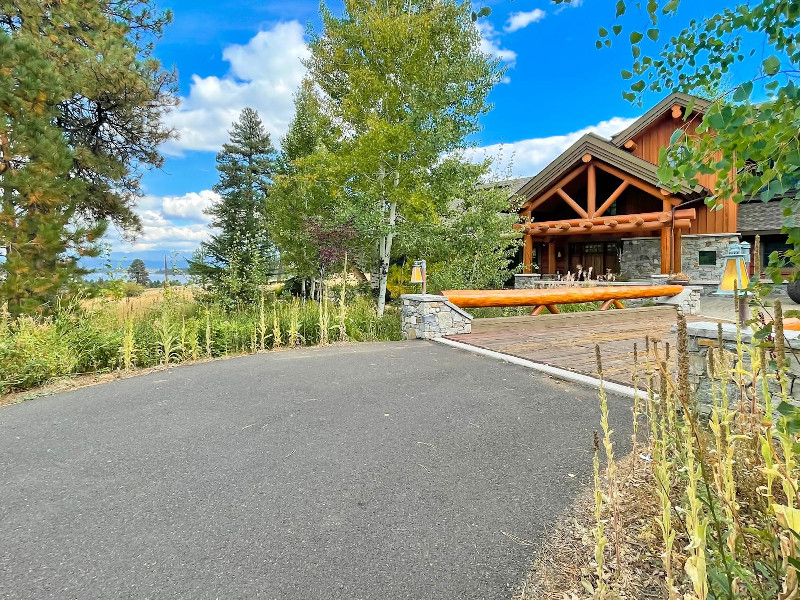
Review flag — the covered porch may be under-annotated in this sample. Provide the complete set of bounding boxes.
[516,145,699,277]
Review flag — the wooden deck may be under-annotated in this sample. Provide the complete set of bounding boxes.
[446,306,708,388]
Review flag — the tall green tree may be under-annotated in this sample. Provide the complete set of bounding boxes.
[270,79,348,288]
[127,258,150,286]
[189,108,278,306]
[306,0,502,315]
[0,0,176,315]
[586,0,800,280]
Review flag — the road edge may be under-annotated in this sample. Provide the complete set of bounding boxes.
[432,337,645,400]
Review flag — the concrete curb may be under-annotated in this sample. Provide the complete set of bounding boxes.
[432,337,645,400]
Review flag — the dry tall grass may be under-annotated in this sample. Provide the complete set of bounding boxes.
[520,299,800,600]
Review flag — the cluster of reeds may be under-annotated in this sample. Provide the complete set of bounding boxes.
[0,291,401,394]
[588,298,800,599]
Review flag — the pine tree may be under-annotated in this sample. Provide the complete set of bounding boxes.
[0,0,176,315]
[189,108,278,306]
[127,259,150,286]
[306,0,502,315]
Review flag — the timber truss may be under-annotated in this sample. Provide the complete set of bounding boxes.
[519,154,696,238]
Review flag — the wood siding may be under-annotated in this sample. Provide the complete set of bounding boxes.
[629,112,737,235]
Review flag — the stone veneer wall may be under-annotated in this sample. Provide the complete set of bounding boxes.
[688,322,800,412]
[618,234,740,281]
[401,294,472,340]
[620,237,661,280]
[680,234,740,282]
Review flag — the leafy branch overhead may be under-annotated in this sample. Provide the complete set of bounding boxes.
[578,0,800,281]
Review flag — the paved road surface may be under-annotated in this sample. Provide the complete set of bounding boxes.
[0,341,631,600]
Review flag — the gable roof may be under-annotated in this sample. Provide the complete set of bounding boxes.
[516,132,708,206]
[610,92,710,147]
[738,197,800,232]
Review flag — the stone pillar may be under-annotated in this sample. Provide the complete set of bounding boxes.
[401,294,473,340]
[655,285,701,315]
[687,322,800,414]
[620,237,662,280]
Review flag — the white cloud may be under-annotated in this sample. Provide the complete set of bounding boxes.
[477,21,517,66]
[464,116,639,178]
[162,190,220,222]
[112,221,212,253]
[109,191,221,252]
[164,21,310,154]
[504,9,546,32]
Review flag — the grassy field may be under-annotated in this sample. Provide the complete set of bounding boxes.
[1,289,401,396]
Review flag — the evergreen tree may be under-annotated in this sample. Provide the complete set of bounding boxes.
[127,259,150,286]
[189,108,278,306]
[305,0,502,315]
[0,0,176,315]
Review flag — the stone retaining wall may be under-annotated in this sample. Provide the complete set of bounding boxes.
[687,322,800,412]
[401,294,472,340]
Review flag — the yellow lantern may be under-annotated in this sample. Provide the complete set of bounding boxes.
[410,260,427,294]
[715,242,750,296]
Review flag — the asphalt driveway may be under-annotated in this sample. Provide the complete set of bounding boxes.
[0,341,631,599]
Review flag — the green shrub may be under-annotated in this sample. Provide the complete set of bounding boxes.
[0,292,402,395]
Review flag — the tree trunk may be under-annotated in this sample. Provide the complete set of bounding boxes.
[376,200,396,318]
[310,278,316,302]
[376,167,399,318]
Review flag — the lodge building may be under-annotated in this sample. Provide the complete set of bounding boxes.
[512,93,790,284]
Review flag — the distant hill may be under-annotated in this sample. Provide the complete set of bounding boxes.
[80,250,192,276]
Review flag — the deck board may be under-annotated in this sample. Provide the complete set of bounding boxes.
[445,306,714,388]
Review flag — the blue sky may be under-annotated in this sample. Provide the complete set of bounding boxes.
[112,0,750,257]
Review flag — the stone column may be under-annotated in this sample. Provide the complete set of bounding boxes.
[401,294,473,340]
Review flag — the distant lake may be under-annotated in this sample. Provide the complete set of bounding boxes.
[84,271,191,285]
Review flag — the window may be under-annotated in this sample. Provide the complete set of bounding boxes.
[699,250,717,266]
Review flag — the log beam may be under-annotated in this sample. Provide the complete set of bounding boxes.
[587,164,596,217]
[672,227,682,274]
[593,161,683,206]
[523,234,533,274]
[594,180,629,219]
[441,285,685,309]
[556,188,589,219]
[518,209,696,233]
[671,104,683,118]
[623,140,637,152]
[522,164,589,211]
[528,218,692,237]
